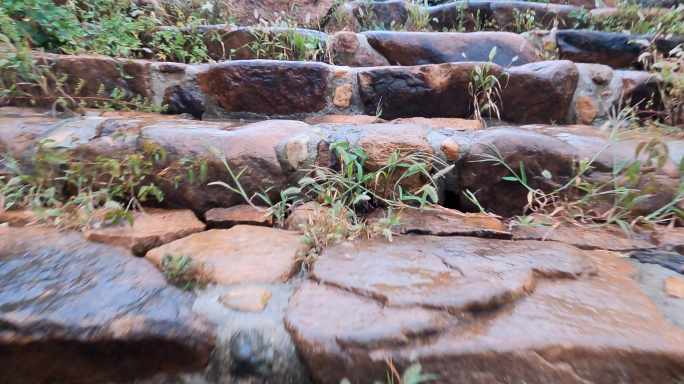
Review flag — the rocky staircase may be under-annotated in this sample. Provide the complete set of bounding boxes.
[3,0,684,383]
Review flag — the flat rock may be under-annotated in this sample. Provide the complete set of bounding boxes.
[310,236,595,315]
[219,285,273,312]
[205,205,274,229]
[363,31,537,67]
[366,207,511,239]
[146,226,308,285]
[513,223,656,251]
[196,61,329,115]
[0,227,215,384]
[285,237,684,384]
[85,209,206,256]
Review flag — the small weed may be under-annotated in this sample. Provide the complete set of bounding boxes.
[468,47,505,125]
[161,254,213,290]
[405,0,435,31]
[511,8,544,33]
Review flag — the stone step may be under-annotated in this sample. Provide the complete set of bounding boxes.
[7,54,661,122]
[1,107,682,218]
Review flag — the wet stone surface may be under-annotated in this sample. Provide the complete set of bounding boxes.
[0,227,216,384]
[287,237,684,384]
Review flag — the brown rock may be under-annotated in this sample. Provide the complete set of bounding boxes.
[440,137,460,161]
[196,61,329,115]
[665,277,684,298]
[85,209,206,256]
[145,226,308,285]
[140,119,309,213]
[0,209,36,227]
[0,108,63,161]
[205,205,274,229]
[304,115,385,125]
[576,94,599,124]
[31,53,152,108]
[0,227,215,384]
[367,207,511,239]
[513,223,656,252]
[331,31,360,53]
[219,285,272,312]
[333,84,353,108]
[363,31,538,67]
[392,117,483,131]
[356,123,433,195]
[285,236,684,384]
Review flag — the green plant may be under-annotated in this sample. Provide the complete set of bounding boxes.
[405,0,435,31]
[161,254,213,290]
[0,138,203,230]
[510,8,543,33]
[340,362,438,384]
[357,0,376,30]
[468,47,505,125]
[246,24,326,62]
[1,0,80,50]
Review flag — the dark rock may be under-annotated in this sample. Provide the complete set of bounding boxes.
[358,61,577,123]
[196,61,329,115]
[490,2,587,31]
[157,62,187,73]
[363,31,537,67]
[228,331,272,377]
[460,128,578,217]
[632,250,684,274]
[286,237,684,384]
[0,227,216,384]
[617,70,663,109]
[558,30,684,68]
[162,85,206,119]
[351,0,409,29]
[429,1,492,31]
[501,60,579,124]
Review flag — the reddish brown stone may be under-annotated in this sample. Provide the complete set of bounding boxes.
[85,209,206,256]
[146,226,309,285]
[367,207,511,239]
[0,227,215,384]
[576,94,598,124]
[196,61,329,115]
[285,236,684,384]
[205,205,274,229]
[219,285,272,312]
[391,117,483,131]
[0,209,36,227]
[363,31,537,67]
[440,137,460,161]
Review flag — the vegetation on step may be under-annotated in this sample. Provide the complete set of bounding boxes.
[0,137,204,230]
[208,139,453,260]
